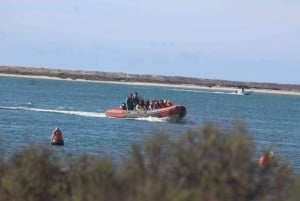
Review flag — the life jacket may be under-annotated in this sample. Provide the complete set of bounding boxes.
[135,104,142,111]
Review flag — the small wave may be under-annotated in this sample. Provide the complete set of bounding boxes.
[56,106,74,111]
[179,118,200,125]
[130,116,195,124]
[0,106,106,118]
[169,88,249,96]
[169,88,227,95]
[228,92,244,95]
[134,116,170,123]
[19,102,34,107]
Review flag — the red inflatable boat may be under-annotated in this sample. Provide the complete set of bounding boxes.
[106,105,187,121]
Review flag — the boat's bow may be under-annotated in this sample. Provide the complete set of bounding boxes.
[177,105,187,118]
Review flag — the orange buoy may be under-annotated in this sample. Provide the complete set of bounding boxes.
[259,151,273,168]
[51,128,64,145]
[259,156,270,168]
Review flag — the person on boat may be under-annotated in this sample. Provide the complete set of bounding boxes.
[160,99,165,108]
[259,150,275,169]
[140,99,147,110]
[51,127,64,145]
[126,94,134,110]
[132,92,139,108]
[165,100,173,107]
[135,101,143,111]
[148,100,154,110]
[145,100,150,110]
[153,100,160,109]
[159,100,166,108]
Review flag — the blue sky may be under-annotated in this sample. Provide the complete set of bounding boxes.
[1,0,300,84]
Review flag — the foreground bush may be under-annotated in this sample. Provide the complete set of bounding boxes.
[0,122,299,201]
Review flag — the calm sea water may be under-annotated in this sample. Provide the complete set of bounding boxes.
[1,76,300,172]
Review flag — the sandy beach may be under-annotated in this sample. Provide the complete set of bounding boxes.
[1,73,300,96]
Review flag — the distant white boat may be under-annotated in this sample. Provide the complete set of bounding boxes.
[233,88,253,95]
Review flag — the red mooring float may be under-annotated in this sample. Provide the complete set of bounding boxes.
[51,128,64,145]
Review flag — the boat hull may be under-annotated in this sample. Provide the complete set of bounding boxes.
[106,105,186,121]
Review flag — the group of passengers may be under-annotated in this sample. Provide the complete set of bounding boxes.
[121,92,173,111]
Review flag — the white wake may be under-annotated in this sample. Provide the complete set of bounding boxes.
[0,106,106,118]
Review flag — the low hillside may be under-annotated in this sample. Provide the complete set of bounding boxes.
[1,65,299,92]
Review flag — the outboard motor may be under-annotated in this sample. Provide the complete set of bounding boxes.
[120,103,127,110]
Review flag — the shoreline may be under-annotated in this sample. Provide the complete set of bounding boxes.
[1,73,300,96]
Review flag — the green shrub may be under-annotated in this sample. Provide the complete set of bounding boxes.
[0,146,65,201]
[0,122,299,201]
